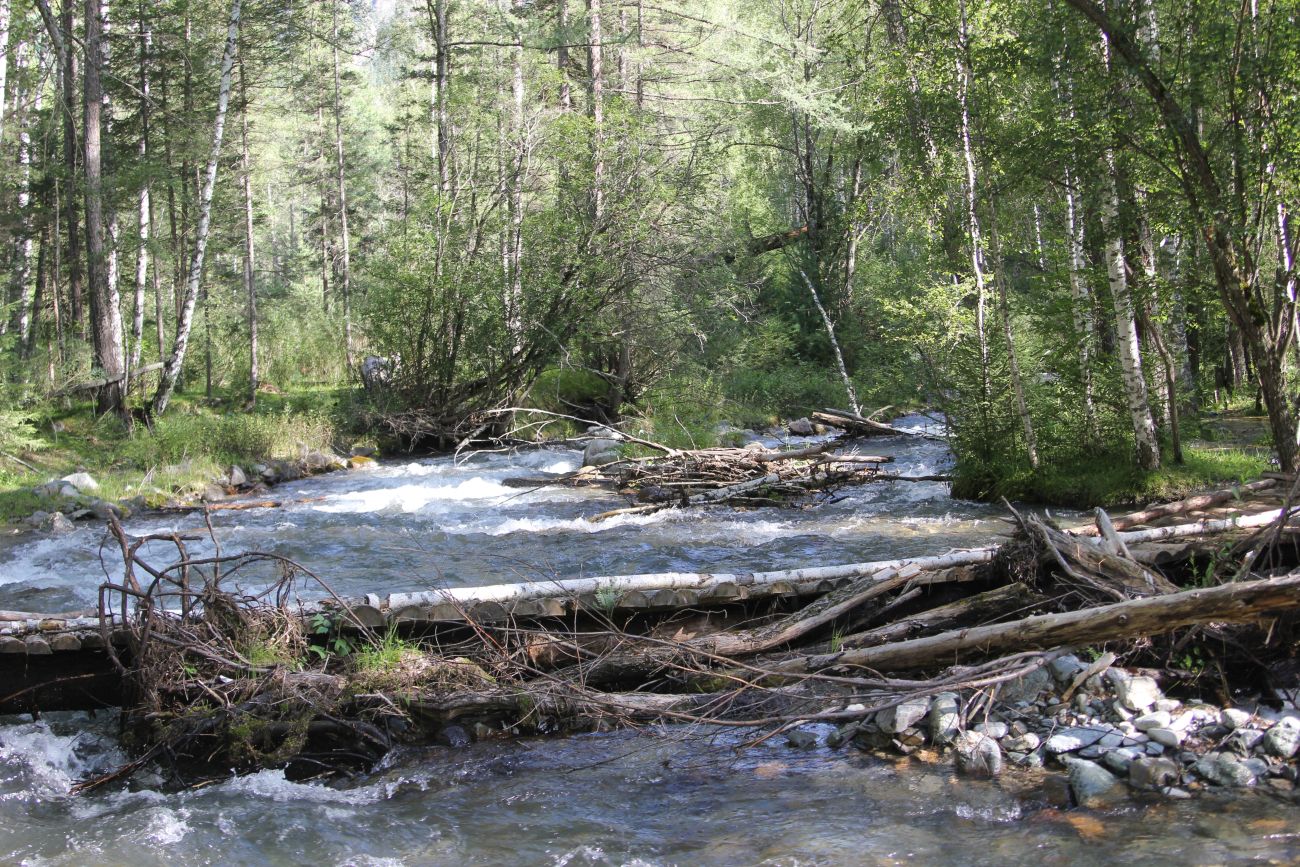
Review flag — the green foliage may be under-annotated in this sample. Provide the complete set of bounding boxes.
[954,445,1268,507]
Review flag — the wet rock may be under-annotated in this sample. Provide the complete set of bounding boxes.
[347,455,376,469]
[582,438,623,467]
[1262,723,1300,759]
[1065,758,1123,808]
[24,510,50,528]
[954,731,1003,777]
[878,698,929,734]
[974,721,1008,740]
[201,484,228,503]
[228,465,248,487]
[1195,752,1256,787]
[787,417,815,436]
[928,693,961,746]
[1042,774,1074,808]
[893,727,927,752]
[1129,756,1179,790]
[87,499,124,521]
[1044,726,1108,754]
[786,729,818,749]
[1102,747,1142,775]
[42,512,75,535]
[437,724,470,748]
[60,472,100,493]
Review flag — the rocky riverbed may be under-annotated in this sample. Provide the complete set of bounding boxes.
[824,652,1300,808]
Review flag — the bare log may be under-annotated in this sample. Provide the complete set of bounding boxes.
[1076,479,1278,533]
[839,582,1045,649]
[785,570,1300,675]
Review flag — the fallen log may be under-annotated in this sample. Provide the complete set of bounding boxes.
[1075,479,1279,533]
[784,570,1300,675]
[838,582,1045,649]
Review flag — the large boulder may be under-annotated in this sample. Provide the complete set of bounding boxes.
[583,438,623,467]
[61,472,100,494]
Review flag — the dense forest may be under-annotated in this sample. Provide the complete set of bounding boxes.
[0,0,1296,504]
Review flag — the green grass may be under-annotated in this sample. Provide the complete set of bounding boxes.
[953,445,1270,508]
[0,387,349,523]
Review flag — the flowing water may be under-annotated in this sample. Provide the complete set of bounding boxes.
[2,416,1297,865]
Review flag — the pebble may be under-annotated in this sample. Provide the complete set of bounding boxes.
[1044,726,1108,754]
[974,721,1008,739]
[1148,727,1184,749]
[1216,707,1248,727]
[1134,711,1172,732]
[1003,733,1040,753]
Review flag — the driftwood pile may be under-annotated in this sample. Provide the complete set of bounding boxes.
[73,478,1300,792]
[504,406,951,522]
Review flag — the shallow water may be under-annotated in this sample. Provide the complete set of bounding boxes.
[0,415,996,612]
[2,714,1298,866]
[2,417,1296,865]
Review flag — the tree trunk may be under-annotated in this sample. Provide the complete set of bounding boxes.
[1063,166,1098,437]
[150,0,241,417]
[62,0,83,335]
[129,0,152,371]
[0,0,9,147]
[330,1,354,372]
[9,42,37,345]
[239,44,258,405]
[956,0,992,429]
[504,0,525,356]
[84,0,127,417]
[1101,149,1160,469]
[798,269,860,416]
[989,216,1038,467]
[586,0,604,224]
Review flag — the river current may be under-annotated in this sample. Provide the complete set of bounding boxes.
[2,416,1297,865]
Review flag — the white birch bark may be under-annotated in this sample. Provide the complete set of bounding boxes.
[1102,149,1160,469]
[956,0,991,415]
[150,0,241,416]
[0,0,10,146]
[1063,166,1098,437]
[130,3,152,370]
[239,47,257,404]
[798,269,860,417]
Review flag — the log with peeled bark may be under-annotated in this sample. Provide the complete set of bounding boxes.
[1074,479,1279,534]
[781,570,1300,675]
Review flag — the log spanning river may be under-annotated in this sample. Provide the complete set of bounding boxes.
[2,416,1298,864]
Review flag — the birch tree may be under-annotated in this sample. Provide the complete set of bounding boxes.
[150,0,241,417]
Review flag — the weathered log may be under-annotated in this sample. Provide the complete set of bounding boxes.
[1032,517,1179,599]
[1077,479,1279,533]
[813,408,944,440]
[839,582,1045,649]
[785,570,1300,675]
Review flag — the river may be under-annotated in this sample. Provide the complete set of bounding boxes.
[2,416,1297,865]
